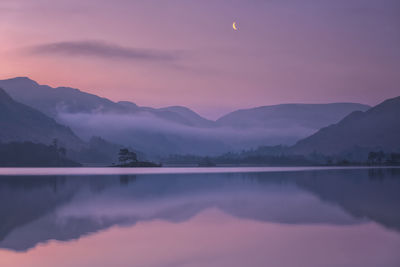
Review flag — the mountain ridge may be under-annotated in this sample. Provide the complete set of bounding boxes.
[291,96,400,155]
[0,77,371,123]
[0,86,84,149]
[0,77,211,127]
[217,103,371,129]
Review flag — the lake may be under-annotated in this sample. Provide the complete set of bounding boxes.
[0,167,399,267]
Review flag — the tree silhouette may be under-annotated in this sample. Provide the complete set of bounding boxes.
[0,141,80,167]
[118,148,138,165]
[58,147,67,157]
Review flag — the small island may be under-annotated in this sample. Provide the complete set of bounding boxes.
[112,148,161,167]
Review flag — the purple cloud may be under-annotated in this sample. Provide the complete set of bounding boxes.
[28,40,181,62]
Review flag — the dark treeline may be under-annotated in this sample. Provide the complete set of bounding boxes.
[164,146,316,166]
[367,151,400,165]
[0,140,81,167]
[164,154,316,167]
[2,141,399,168]
[318,151,400,166]
[163,146,400,167]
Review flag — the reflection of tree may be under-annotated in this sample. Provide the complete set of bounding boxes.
[119,175,137,185]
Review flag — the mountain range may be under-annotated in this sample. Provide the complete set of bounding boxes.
[0,77,214,127]
[292,96,400,156]
[0,77,373,157]
[0,86,142,164]
[0,87,83,150]
[217,103,370,129]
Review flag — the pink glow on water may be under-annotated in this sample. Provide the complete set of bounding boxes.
[0,209,399,267]
[0,166,393,176]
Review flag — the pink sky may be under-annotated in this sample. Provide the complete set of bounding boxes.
[0,0,399,119]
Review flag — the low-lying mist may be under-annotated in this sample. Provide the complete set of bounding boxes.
[57,111,315,157]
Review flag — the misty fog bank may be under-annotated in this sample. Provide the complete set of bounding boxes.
[57,111,314,156]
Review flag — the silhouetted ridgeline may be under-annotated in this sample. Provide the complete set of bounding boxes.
[0,87,83,150]
[291,96,400,156]
[0,141,81,167]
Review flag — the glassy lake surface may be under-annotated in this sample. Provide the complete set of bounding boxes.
[0,167,399,267]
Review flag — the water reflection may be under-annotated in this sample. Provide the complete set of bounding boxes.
[0,168,399,266]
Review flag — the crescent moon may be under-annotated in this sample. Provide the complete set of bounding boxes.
[233,22,238,31]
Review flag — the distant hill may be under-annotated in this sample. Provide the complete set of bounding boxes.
[0,87,84,149]
[0,77,211,127]
[217,103,370,130]
[292,96,400,155]
[158,106,214,127]
[0,77,128,116]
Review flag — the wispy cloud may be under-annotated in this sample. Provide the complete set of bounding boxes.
[28,40,181,62]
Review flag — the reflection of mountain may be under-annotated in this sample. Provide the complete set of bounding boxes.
[0,176,72,242]
[0,169,399,251]
[293,168,400,232]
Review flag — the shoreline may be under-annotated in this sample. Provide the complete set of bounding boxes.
[0,165,399,176]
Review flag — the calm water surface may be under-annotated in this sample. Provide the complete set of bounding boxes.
[0,167,399,267]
